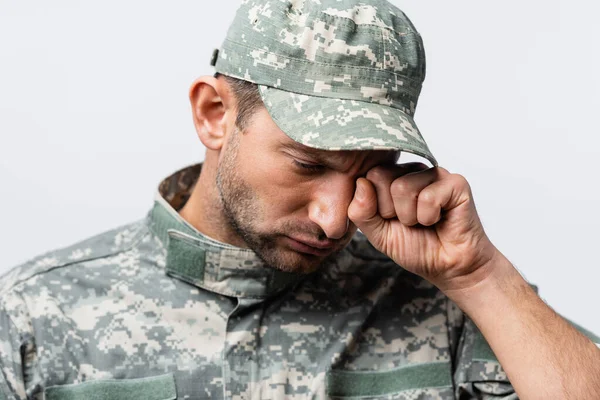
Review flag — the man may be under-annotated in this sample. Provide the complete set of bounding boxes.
[1,0,598,398]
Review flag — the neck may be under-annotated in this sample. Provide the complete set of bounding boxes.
[178,155,248,248]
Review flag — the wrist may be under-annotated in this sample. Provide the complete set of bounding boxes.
[440,250,530,313]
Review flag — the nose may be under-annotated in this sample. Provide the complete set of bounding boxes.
[307,178,354,240]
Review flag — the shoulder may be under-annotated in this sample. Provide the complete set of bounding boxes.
[0,219,150,296]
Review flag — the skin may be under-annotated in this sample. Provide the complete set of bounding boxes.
[181,75,600,398]
[180,75,399,274]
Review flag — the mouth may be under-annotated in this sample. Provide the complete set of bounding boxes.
[284,236,337,257]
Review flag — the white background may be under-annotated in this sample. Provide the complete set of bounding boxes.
[1,1,599,334]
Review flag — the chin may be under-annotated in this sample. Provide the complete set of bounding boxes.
[262,249,329,275]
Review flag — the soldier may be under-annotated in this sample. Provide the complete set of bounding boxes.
[1,0,599,399]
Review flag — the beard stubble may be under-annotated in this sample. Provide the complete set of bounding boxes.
[215,128,341,274]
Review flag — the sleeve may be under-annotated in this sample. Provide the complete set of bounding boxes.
[450,284,600,400]
[0,292,34,400]
[452,316,517,400]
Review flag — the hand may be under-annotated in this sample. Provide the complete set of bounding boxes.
[347,163,499,292]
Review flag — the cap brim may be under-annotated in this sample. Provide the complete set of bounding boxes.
[258,85,438,167]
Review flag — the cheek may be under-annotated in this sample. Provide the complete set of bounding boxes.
[260,171,312,213]
[233,134,317,216]
[239,156,314,215]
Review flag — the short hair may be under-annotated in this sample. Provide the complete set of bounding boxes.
[216,73,263,131]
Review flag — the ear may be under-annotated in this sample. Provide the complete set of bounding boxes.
[188,76,235,150]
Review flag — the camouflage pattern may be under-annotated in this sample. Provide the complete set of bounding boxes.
[214,0,438,167]
[1,164,598,400]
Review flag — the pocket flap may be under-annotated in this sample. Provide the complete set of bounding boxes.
[44,373,176,400]
[326,362,452,397]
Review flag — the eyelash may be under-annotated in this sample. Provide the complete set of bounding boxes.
[293,160,325,172]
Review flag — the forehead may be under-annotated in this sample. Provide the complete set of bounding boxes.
[246,105,400,166]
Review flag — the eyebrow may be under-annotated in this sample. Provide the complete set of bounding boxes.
[280,140,327,161]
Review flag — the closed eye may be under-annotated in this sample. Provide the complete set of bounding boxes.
[293,160,325,173]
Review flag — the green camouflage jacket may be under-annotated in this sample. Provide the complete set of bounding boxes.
[1,164,597,400]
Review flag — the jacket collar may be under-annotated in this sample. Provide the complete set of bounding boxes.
[148,163,306,299]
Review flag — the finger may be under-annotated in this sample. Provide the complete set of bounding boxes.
[391,167,451,226]
[416,183,444,227]
[418,173,472,225]
[347,178,387,249]
[366,162,429,219]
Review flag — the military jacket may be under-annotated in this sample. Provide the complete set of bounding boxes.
[1,164,598,400]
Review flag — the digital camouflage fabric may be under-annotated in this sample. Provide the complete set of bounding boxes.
[213,0,438,166]
[2,164,598,400]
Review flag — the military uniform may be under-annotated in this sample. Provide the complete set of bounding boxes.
[0,165,506,399]
[3,1,598,398]
[2,164,597,400]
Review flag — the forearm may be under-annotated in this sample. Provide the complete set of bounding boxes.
[445,253,600,399]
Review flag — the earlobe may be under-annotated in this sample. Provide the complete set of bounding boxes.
[189,76,231,151]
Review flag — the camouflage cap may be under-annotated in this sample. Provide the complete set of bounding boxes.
[212,0,438,166]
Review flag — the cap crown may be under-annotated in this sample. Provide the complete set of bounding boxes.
[215,0,426,117]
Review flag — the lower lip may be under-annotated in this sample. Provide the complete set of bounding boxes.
[285,237,334,257]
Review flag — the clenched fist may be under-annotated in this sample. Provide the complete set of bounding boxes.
[347,163,500,292]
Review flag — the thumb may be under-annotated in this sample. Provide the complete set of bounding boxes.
[348,178,387,249]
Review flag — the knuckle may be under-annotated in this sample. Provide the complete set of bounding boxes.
[390,178,410,197]
[418,190,436,205]
[397,162,429,172]
[366,166,392,183]
[451,173,469,189]
[451,172,465,181]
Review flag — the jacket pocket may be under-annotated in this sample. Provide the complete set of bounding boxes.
[326,362,453,398]
[44,373,177,400]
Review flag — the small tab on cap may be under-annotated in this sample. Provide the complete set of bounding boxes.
[210,49,219,66]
